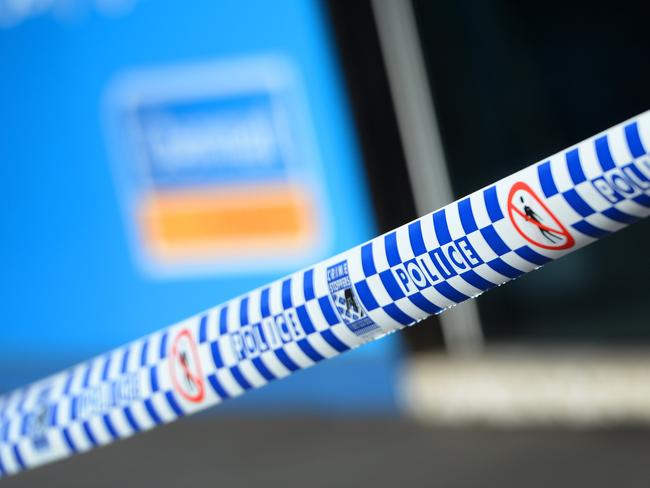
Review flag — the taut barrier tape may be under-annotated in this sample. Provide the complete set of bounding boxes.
[1,111,650,477]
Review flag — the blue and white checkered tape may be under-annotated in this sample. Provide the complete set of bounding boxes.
[1,111,649,477]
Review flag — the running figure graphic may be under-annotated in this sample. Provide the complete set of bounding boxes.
[179,350,196,391]
[520,196,561,243]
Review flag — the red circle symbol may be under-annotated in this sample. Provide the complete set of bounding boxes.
[169,329,205,403]
[507,181,575,251]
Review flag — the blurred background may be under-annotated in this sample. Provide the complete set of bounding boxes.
[1,0,650,486]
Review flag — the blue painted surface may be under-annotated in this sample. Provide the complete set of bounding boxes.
[0,0,399,411]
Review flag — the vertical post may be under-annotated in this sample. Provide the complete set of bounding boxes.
[371,0,484,354]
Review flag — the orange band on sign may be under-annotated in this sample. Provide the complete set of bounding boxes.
[138,184,316,260]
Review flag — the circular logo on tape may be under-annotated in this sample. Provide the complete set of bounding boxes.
[507,181,575,250]
[169,328,205,403]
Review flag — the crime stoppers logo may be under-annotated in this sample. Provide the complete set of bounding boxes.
[327,260,379,336]
[169,329,205,403]
[507,181,575,250]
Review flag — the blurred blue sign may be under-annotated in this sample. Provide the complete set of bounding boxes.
[106,57,331,276]
[0,0,399,411]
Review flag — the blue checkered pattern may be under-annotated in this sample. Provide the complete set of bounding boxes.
[535,122,650,241]
[0,331,183,474]
[1,112,649,478]
[352,190,551,330]
[202,272,358,400]
[344,120,649,330]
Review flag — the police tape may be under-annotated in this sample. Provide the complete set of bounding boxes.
[1,111,650,477]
